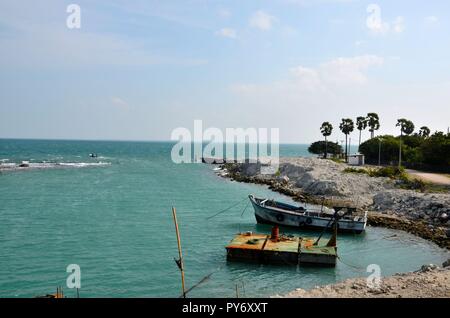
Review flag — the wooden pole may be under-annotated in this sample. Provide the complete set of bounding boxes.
[172,207,186,298]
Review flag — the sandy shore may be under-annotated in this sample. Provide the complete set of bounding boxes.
[218,157,450,248]
[275,265,450,298]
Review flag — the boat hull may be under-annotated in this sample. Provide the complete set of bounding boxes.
[250,196,366,233]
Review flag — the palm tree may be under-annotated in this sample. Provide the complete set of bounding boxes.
[339,118,354,162]
[356,116,368,151]
[396,118,415,167]
[367,113,380,139]
[320,122,333,158]
[418,126,430,138]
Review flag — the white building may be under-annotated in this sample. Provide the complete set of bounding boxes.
[348,154,365,166]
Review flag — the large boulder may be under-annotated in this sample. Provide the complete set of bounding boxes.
[239,163,261,176]
[305,180,343,196]
[443,259,450,268]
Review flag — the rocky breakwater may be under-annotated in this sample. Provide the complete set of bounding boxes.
[219,157,450,248]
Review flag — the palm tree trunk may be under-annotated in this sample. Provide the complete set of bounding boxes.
[345,135,348,162]
[358,129,362,152]
[398,131,402,168]
[324,136,328,159]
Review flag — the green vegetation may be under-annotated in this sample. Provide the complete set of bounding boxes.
[420,131,450,166]
[339,118,354,161]
[320,122,333,158]
[343,166,429,191]
[343,166,405,178]
[308,141,342,156]
[359,132,450,171]
[310,112,449,172]
[366,113,380,139]
[356,116,368,149]
[396,118,415,167]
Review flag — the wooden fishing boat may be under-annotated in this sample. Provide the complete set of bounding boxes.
[249,194,367,233]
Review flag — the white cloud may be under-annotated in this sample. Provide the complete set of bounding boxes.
[234,55,383,92]
[318,55,384,85]
[232,55,384,108]
[392,16,405,34]
[0,2,208,69]
[111,97,131,110]
[215,28,237,39]
[249,10,276,31]
[227,56,449,143]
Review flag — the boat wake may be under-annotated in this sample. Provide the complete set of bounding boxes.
[0,161,111,171]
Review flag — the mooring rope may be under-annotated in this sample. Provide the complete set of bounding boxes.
[179,266,223,298]
[206,197,248,220]
[336,253,367,272]
[240,200,250,217]
[238,200,251,233]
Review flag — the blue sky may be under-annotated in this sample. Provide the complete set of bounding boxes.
[0,0,449,143]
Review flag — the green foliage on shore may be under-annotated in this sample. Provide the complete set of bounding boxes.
[343,166,429,191]
[358,132,450,170]
[343,166,406,178]
[308,141,342,155]
[420,132,450,166]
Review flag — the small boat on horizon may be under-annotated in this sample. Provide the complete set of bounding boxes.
[249,194,367,234]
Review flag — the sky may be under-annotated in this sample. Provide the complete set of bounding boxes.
[0,0,449,143]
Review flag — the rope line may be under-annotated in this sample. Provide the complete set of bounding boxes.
[337,253,367,272]
[206,197,248,220]
[240,200,250,217]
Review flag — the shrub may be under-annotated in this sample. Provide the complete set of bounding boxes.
[420,132,450,166]
[343,167,367,174]
[308,141,342,155]
[359,135,402,165]
[370,166,405,178]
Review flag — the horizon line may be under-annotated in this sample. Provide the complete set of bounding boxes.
[0,137,323,145]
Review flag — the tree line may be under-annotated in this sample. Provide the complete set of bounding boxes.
[309,113,449,171]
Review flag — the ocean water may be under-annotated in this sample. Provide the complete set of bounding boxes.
[0,139,448,298]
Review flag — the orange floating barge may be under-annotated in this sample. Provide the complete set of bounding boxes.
[226,226,337,267]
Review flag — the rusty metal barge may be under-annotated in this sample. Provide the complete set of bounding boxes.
[226,225,337,267]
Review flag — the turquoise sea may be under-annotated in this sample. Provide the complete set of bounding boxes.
[0,139,448,298]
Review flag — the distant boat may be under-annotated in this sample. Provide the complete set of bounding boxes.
[19,161,30,168]
[249,194,367,233]
[89,153,98,158]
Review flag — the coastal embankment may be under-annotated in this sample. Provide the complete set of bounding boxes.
[217,157,450,248]
[275,264,450,298]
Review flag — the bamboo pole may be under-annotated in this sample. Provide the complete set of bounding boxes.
[172,207,186,298]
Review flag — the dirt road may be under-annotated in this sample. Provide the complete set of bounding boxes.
[406,169,450,185]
